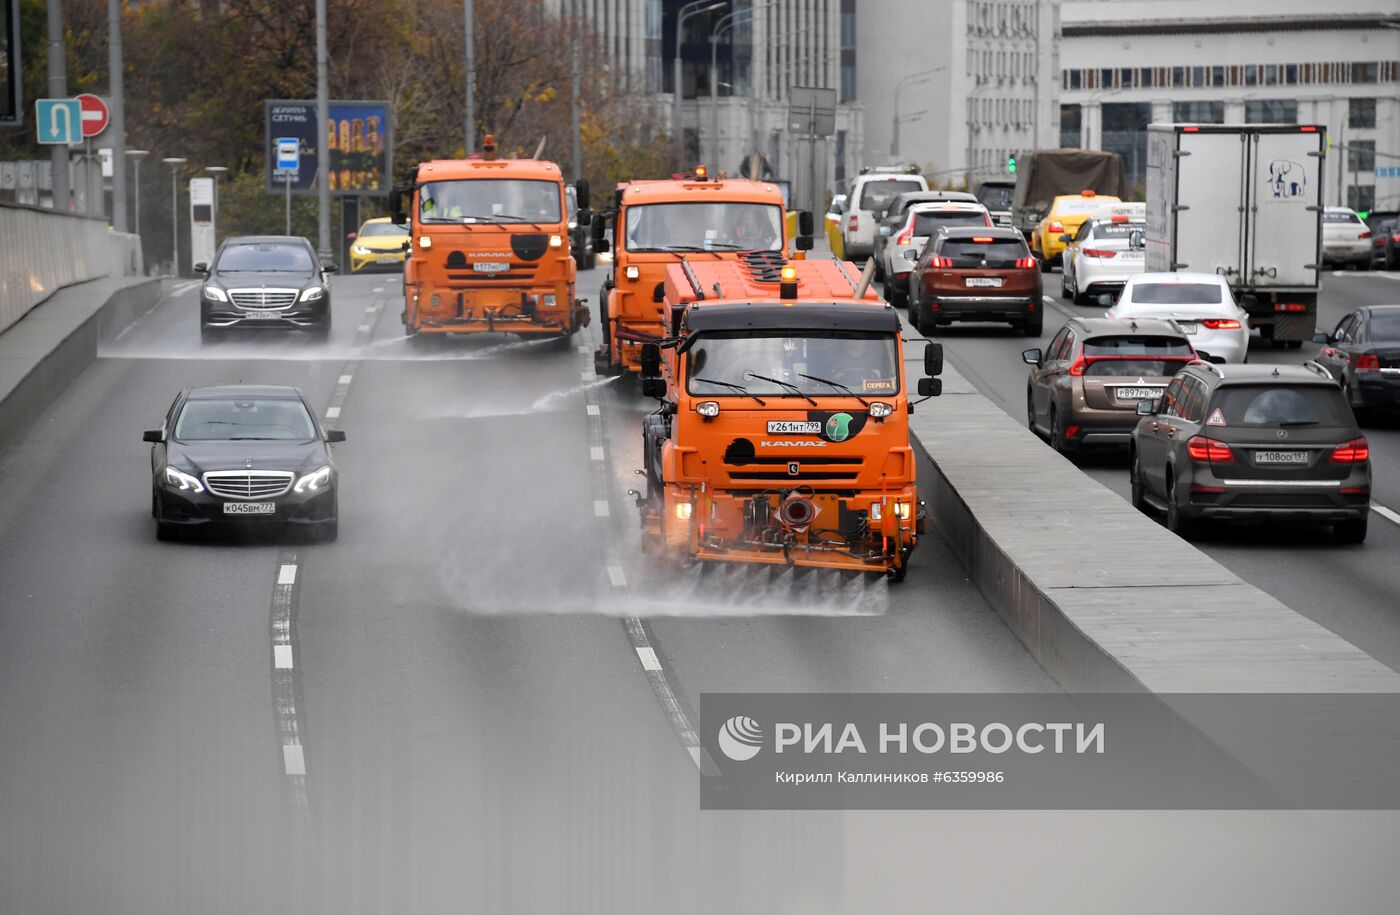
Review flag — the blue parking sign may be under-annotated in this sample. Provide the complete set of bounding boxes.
[35,98,80,145]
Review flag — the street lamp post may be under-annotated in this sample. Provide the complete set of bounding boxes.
[674,0,727,169]
[708,6,757,171]
[891,67,946,160]
[126,149,148,240]
[161,157,187,276]
[464,0,475,154]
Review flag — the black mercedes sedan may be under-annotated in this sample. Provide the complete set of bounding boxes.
[196,236,334,339]
[145,385,343,541]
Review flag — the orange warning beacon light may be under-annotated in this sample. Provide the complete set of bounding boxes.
[482,134,498,160]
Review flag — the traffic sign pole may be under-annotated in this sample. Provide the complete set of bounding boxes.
[46,0,70,210]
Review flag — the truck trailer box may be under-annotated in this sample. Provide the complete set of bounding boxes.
[1146,123,1325,343]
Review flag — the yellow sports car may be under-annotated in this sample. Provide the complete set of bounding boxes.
[348,217,410,273]
[1030,191,1122,271]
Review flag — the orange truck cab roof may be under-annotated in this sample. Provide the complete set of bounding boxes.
[415,157,566,183]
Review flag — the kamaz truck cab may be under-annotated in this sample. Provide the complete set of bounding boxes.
[591,167,807,376]
[635,255,944,581]
[391,136,590,340]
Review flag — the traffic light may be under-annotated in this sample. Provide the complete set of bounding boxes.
[1007,155,1017,174]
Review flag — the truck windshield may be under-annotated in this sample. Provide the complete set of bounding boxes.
[976,184,1013,210]
[418,179,562,223]
[625,203,784,252]
[687,331,900,397]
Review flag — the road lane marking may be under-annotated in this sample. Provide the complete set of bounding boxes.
[635,646,662,670]
[358,324,371,332]
[607,565,627,587]
[1374,505,1400,526]
[590,446,605,461]
[277,563,298,585]
[325,406,341,419]
[338,374,353,385]
[578,345,591,354]
[586,404,600,416]
[282,744,306,776]
[582,370,596,382]
[373,286,384,293]
[593,500,610,517]
[273,645,294,669]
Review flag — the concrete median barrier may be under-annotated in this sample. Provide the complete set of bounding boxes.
[907,361,1400,693]
[0,275,161,457]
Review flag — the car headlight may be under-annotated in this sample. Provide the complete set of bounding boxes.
[695,401,720,417]
[293,465,332,493]
[351,244,370,255]
[203,286,228,302]
[299,286,325,302]
[869,401,894,418]
[164,466,205,493]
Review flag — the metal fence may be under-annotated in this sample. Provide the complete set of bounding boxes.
[0,202,143,336]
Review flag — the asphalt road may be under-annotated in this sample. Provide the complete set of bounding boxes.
[883,266,1400,671]
[1,264,1398,912]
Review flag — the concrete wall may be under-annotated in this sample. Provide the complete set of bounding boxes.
[0,202,143,336]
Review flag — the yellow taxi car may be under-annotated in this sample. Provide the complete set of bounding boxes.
[1030,190,1122,272]
[348,216,410,273]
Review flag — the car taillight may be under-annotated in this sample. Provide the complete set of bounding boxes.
[1200,319,1241,329]
[1015,257,1037,269]
[849,214,858,232]
[1273,302,1308,313]
[1049,220,1064,234]
[1392,234,1400,243]
[1359,231,1372,240]
[1068,356,1087,376]
[1082,248,1116,258]
[1354,353,1380,371]
[896,217,915,245]
[930,256,954,268]
[1187,435,1234,463]
[1331,437,1369,463]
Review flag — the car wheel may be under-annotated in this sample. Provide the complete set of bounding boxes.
[1334,516,1368,544]
[1164,471,1196,539]
[1026,389,1040,437]
[887,285,907,309]
[1049,407,1074,457]
[318,519,339,543]
[1357,258,1371,272]
[1129,450,1148,512]
[915,298,938,336]
[1060,273,1071,299]
[1023,313,1043,337]
[1039,254,1054,274]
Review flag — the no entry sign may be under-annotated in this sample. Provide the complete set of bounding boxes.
[76,93,109,138]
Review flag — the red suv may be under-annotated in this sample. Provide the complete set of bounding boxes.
[910,227,1043,336]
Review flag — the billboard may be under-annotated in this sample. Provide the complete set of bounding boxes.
[1,0,20,126]
[265,100,392,196]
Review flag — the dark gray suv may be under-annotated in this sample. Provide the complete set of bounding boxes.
[1129,362,1371,542]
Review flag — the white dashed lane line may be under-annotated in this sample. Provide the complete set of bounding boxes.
[1374,505,1400,527]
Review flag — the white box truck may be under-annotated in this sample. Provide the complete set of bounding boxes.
[1146,123,1325,346]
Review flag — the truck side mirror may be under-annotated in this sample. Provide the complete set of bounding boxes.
[798,210,814,237]
[578,207,592,229]
[917,377,942,397]
[795,236,814,252]
[389,184,410,225]
[575,178,591,211]
[924,342,944,377]
[590,213,608,246]
[640,377,666,398]
[639,342,662,378]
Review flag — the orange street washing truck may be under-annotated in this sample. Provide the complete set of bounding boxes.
[390,136,591,340]
[589,167,809,376]
[633,255,944,581]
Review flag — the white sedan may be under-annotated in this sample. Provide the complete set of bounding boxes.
[1061,218,1146,305]
[1105,273,1251,364]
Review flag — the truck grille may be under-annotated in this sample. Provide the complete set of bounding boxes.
[203,471,294,499]
[230,289,299,310]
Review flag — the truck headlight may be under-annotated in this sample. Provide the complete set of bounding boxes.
[695,401,720,417]
[896,502,912,521]
[550,234,563,248]
[294,465,332,493]
[675,501,693,520]
[203,286,228,302]
[164,466,205,493]
[299,286,325,302]
[869,502,882,521]
[625,266,640,281]
[541,294,557,307]
[869,401,894,418]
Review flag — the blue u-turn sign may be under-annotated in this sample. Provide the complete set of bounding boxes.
[35,98,80,145]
